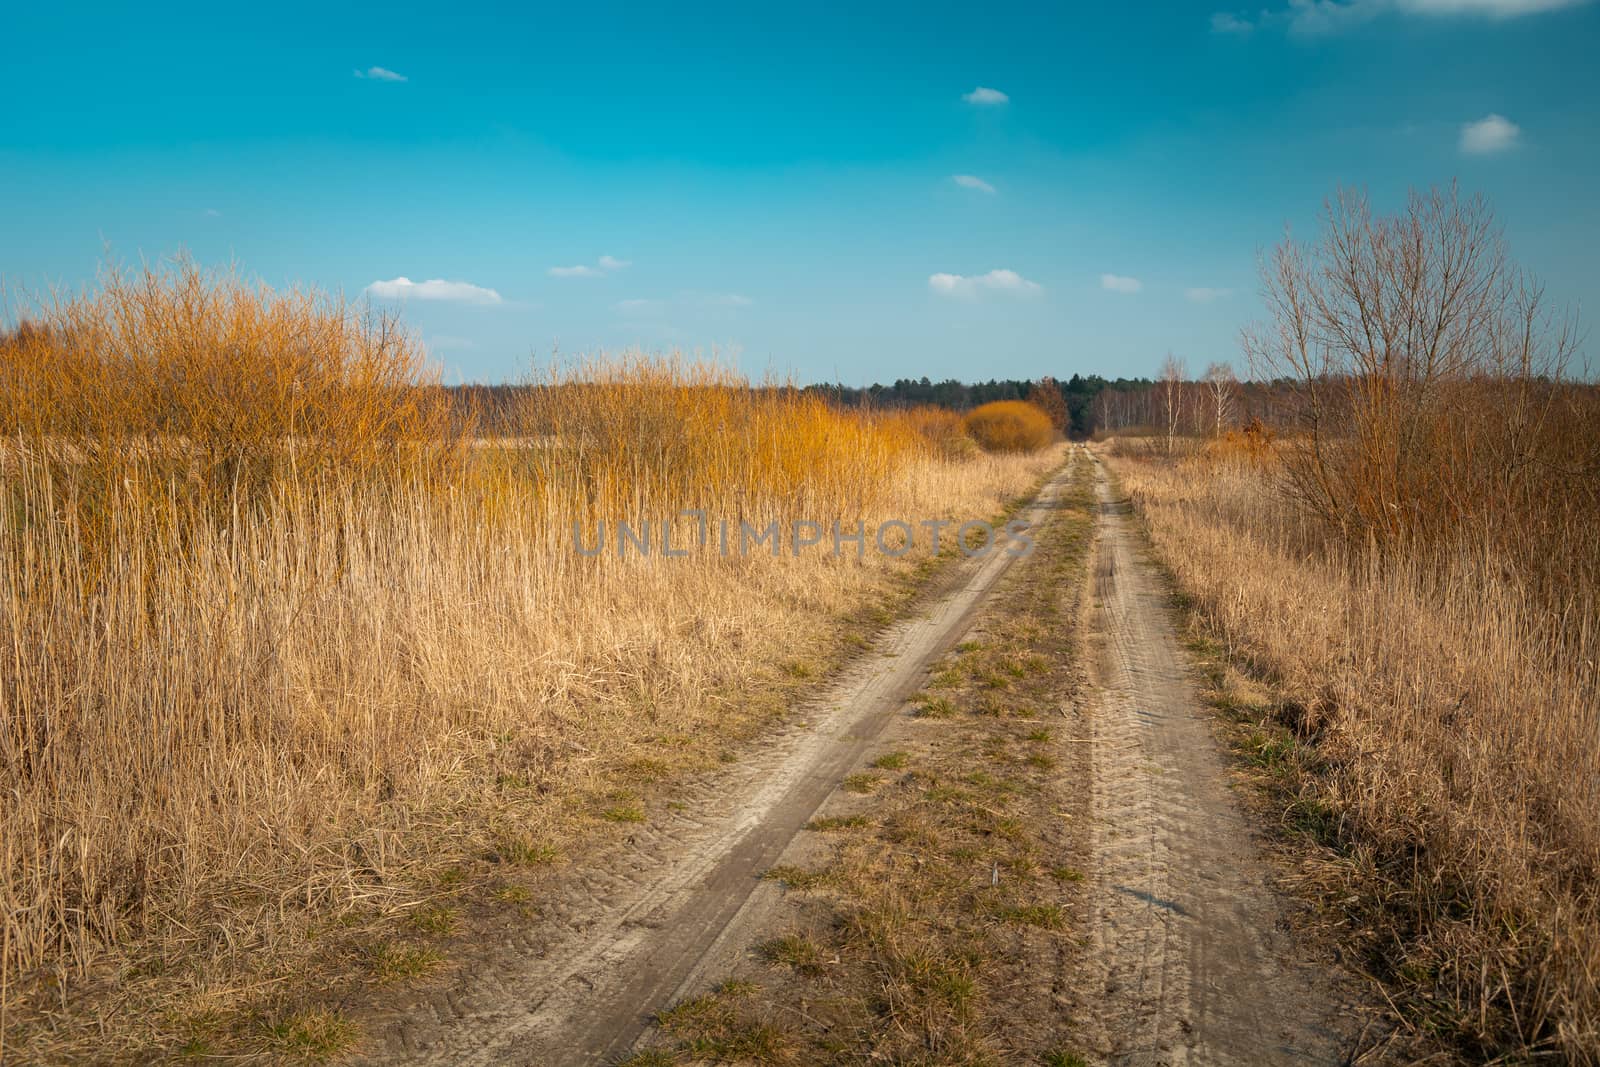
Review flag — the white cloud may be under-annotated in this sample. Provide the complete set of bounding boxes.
[962,86,1009,105]
[1400,0,1588,13]
[951,174,997,194]
[1100,273,1143,294]
[550,255,631,278]
[203,208,222,218]
[1294,0,1384,35]
[929,269,1041,299]
[1230,0,1587,35]
[364,277,502,305]
[691,291,753,307]
[617,292,751,316]
[1210,11,1257,31]
[355,66,407,82]
[1186,286,1234,302]
[1460,113,1521,154]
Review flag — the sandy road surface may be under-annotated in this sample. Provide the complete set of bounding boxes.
[1074,454,1358,1066]
[356,468,1074,1066]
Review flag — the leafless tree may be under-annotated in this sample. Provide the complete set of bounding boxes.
[1159,352,1187,454]
[1242,182,1579,546]
[1203,361,1236,437]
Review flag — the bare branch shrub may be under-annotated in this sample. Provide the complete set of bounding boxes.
[1243,184,1581,556]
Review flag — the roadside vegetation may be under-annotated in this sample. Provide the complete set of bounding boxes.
[1105,185,1600,1063]
[0,260,1059,1060]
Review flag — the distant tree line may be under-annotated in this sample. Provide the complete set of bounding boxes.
[802,374,1162,438]
[440,372,1311,439]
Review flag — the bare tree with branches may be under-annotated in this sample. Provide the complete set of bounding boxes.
[1159,352,1187,454]
[1242,182,1580,549]
[1203,361,1236,437]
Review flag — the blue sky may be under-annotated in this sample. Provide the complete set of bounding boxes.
[1,0,1595,385]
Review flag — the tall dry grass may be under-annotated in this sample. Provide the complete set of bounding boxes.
[1111,442,1600,1061]
[0,261,1060,1052]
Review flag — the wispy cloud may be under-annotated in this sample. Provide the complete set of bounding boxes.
[354,66,407,82]
[365,277,502,305]
[426,334,477,351]
[688,291,753,308]
[550,255,631,278]
[616,292,752,316]
[1210,10,1256,31]
[1100,273,1143,294]
[203,208,222,218]
[1213,0,1588,35]
[962,86,1009,105]
[1288,0,1384,35]
[951,174,997,194]
[1401,0,1589,14]
[929,269,1041,298]
[1185,286,1234,303]
[1460,113,1521,153]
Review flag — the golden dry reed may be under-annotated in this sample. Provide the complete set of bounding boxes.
[0,260,1059,1043]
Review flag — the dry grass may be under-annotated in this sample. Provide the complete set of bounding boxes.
[0,261,1060,1057]
[1110,444,1600,1062]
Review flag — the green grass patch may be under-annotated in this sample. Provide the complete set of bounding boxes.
[258,1007,357,1061]
[366,941,442,983]
[757,933,827,977]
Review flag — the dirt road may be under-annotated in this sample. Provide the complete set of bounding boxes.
[1074,454,1356,1065]
[359,451,1361,1065]
[357,470,1074,1066]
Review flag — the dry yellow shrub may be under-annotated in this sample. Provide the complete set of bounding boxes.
[961,400,1055,453]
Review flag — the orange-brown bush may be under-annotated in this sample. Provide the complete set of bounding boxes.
[0,262,1061,1058]
[961,400,1055,453]
[1025,376,1069,433]
[1200,418,1277,468]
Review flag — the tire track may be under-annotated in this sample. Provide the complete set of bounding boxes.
[1077,454,1354,1066]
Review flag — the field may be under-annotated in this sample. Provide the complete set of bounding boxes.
[3,187,1597,1066]
[0,262,1060,1059]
